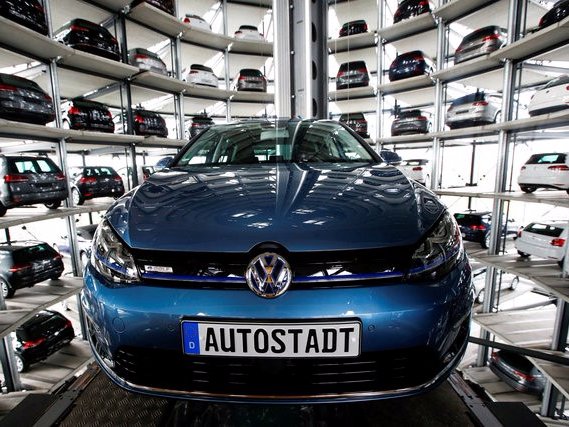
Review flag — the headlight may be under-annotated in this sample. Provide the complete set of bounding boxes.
[407,211,463,280]
[91,219,139,283]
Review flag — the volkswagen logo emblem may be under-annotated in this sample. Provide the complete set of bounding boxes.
[245,252,292,298]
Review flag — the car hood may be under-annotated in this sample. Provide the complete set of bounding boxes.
[106,163,444,252]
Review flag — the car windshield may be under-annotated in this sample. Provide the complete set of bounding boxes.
[12,158,59,174]
[174,120,376,166]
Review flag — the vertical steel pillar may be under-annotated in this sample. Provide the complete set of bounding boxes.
[430,14,445,191]
[291,0,327,119]
[223,0,231,121]
[375,0,384,149]
[273,0,293,118]
[476,0,519,367]
[173,35,184,139]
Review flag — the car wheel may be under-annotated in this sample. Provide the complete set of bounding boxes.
[494,111,502,123]
[72,188,84,206]
[476,289,484,304]
[50,274,61,280]
[520,185,536,193]
[566,189,569,196]
[62,119,71,130]
[14,354,26,373]
[0,204,7,217]
[517,250,530,258]
[509,276,519,290]
[0,279,14,299]
[558,258,565,268]
[44,200,61,210]
[481,233,490,249]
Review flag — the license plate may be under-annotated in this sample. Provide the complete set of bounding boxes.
[181,320,361,358]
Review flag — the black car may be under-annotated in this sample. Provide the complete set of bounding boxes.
[336,60,370,90]
[128,48,167,75]
[132,109,168,137]
[0,241,64,298]
[188,114,214,138]
[62,98,114,133]
[339,112,368,137]
[454,211,517,249]
[454,26,507,64]
[339,20,368,37]
[490,350,545,394]
[53,18,120,61]
[13,310,74,372]
[0,73,54,125]
[393,0,431,24]
[0,0,48,35]
[538,0,569,30]
[131,0,175,15]
[0,156,67,216]
[69,166,125,205]
[389,51,434,82]
[391,109,431,135]
[233,69,267,92]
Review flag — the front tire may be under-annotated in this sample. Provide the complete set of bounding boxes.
[476,289,485,304]
[14,354,26,373]
[0,204,7,217]
[517,250,530,258]
[0,279,14,299]
[558,258,565,268]
[44,200,61,210]
[481,233,490,249]
[509,276,519,290]
[72,188,84,206]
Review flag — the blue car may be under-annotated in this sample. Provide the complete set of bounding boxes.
[82,119,472,403]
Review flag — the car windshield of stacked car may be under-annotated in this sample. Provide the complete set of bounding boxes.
[13,158,58,173]
[175,121,375,166]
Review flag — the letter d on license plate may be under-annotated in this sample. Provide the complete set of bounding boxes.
[181,321,361,358]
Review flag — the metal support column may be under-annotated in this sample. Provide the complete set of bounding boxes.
[375,0,384,150]
[291,0,327,119]
[173,35,185,139]
[476,0,519,367]
[430,15,446,191]
[273,0,293,118]
[222,0,231,121]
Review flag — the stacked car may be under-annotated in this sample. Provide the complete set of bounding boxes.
[446,92,501,129]
[0,73,55,125]
[336,61,370,90]
[69,166,125,205]
[518,152,569,194]
[53,18,120,61]
[388,51,434,81]
[515,221,568,267]
[62,98,115,133]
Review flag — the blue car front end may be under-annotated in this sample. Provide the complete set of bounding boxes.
[81,119,472,403]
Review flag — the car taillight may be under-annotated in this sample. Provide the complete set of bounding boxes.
[539,16,544,27]
[363,23,368,31]
[134,114,145,123]
[9,262,32,273]
[337,71,346,78]
[238,75,248,81]
[490,351,499,361]
[235,31,242,35]
[68,106,81,115]
[469,224,486,231]
[55,172,66,181]
[0,83,18,92]
[113,175,123,183]
[412,167,423,171]
[79,176,97,184]
[517,229,523,238]
[70,24,89,32]
[4,174,29,183]
[418,0,429,7]
[22,337,46,350]
[551,238,566,247]
[482,34,500,42]
[190,70,199,74]
[548,165,569,171]
[418,116,427,121]
[33,2,45,12]
[134,54,149,60]
[64,319,72,329]
[106,110,113,119]
[357,68,367,74]
[513,369,536,382]
[53,253,63,261]
[412,54,424,62]
[183,17,190,23]
[472,101,489,106]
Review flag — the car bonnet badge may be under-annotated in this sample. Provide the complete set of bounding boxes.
[245,252,292,298]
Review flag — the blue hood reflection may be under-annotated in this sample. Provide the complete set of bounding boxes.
[106,163,444,252]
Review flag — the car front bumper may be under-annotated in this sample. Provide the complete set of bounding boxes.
[82,255,472,403]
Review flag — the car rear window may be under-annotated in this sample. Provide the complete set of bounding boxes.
[461,26,501,44]
[525,153,566,164]
[524,223,564,237]
[451,92,486,106]
[401,159,427,166]
[339,61,367,71]
[0,74,41,91]
[72,99,107,109]
[11,158,59,174]
[397,110,422,118]
[83,167,116,176]
[240,69,263,77]
[544,75,569,89]
[13,243,57,263]
[136,110,161,118]
[239,25,258,31]
[18,312,66,341]
[340,113,365,120]
[191,64,214,73]
[453,213,485,225]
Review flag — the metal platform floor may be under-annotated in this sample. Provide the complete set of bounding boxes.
[0,362,547,427]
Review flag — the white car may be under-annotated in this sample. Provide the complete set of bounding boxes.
[234,25,264,41]
[515,221,568,267]
[471,267,519,304]
[528,75,569,116]
[518,152,569,194]
[183,64,218,88]
[182,14,211,31]
[398,159,430,185]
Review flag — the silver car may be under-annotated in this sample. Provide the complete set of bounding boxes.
[454,26,507,64]
[183,64,218,88]
[446,92,501,129]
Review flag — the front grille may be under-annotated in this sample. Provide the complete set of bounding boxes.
[132,247,413,287]
[114,346,442,397]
